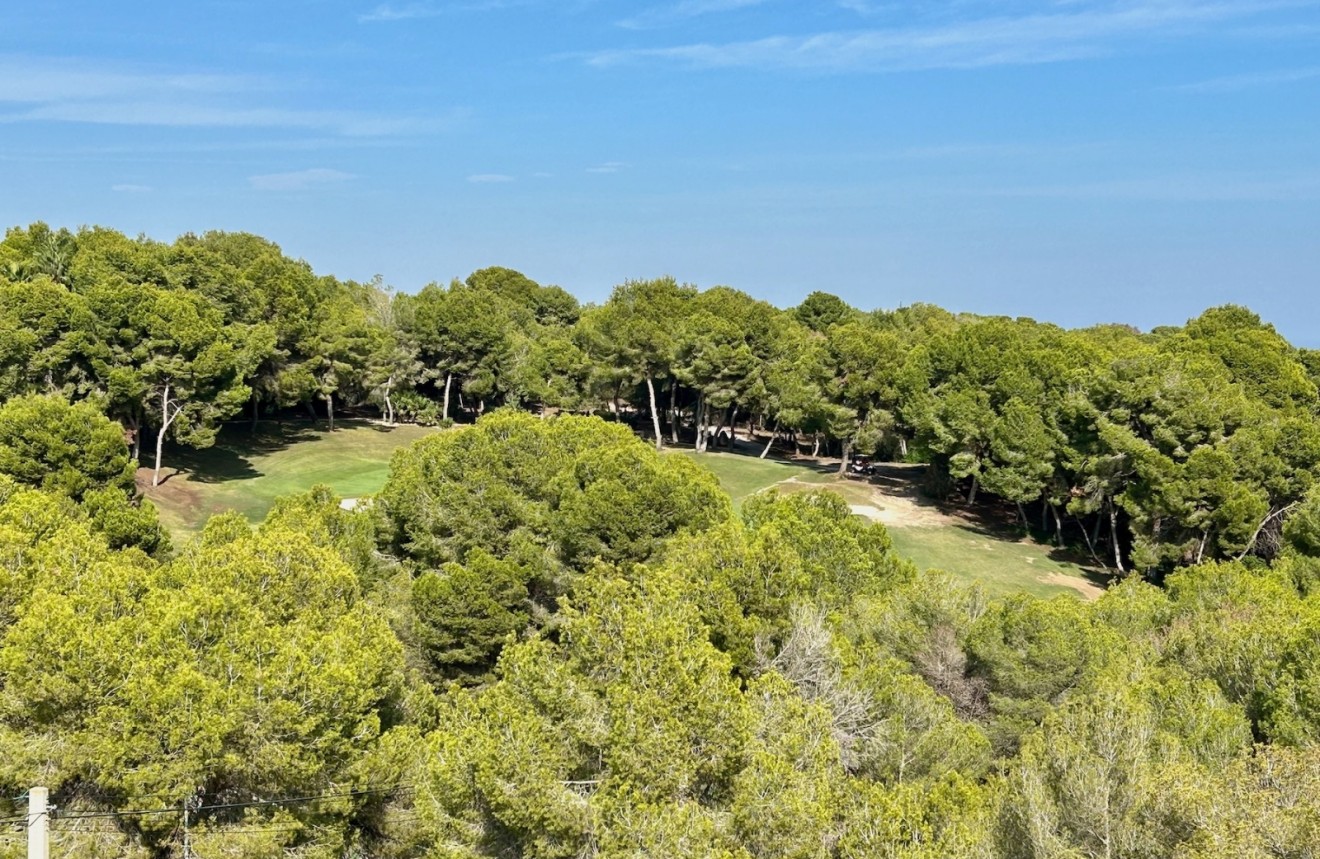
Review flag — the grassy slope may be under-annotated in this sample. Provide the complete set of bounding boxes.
[142,420,437,537]
[144,425,1102,600]
[682,450,1105,600]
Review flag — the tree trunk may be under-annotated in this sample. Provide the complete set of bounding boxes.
[152,384,172,488]
[726,406,739,447]
[838,439,851,476]
[250,390,260,433]
[695,395,707,453]
[383,377,395,425]
[1077,514,1104,566]
[645,375,663,451]
[897,436,908,459]
[1109,502,1125,573]
[1016,501,1028,527]
[760,422,778,459]
[712,407,730,449]
[812,434,821,458]
[1051,504,1064,547]
[967,475,979,506]
[443,372,453,421]
[129,415,141,461]
[668,381,680,444]
[326,391,335,432]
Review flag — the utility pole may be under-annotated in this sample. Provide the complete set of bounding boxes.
[182,791,201,859]
[27,787,48,859]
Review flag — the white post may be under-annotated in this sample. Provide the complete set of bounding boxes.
[27,787,48,859]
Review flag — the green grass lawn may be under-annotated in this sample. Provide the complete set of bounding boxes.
[885,526,1107,600]
[679,451,836,507]
[146,429,1104,600]
[143,419,438,537]
[681,450,1106,600]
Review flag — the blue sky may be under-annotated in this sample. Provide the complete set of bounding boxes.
[3,1,1319,342]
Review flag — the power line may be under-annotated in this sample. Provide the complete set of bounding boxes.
[52,784,415,822]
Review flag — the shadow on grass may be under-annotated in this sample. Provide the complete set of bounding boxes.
[163,421,320,484]
[164,418,415,485]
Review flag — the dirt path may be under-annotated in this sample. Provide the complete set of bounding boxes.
[1037,572,1106,600]
[785,466,1107,600]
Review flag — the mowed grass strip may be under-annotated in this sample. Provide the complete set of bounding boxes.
[142,419,438,537]
[680,450,1105,600]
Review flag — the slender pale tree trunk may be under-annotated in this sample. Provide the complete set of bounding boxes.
[153,384,181,488]
[1077,514,1103,566]
[897,436,908,458]
[812,434,821,458]
[838,440,851,476]
[326,391,335,432]
[760,421,778,459]
[1109,502,1125,573]
[645,375,663,450]
[695,394,707,452]
[443,372,453,421]
[967,475,979,506]
[1051,504,1064,547]
[668,381,679,444]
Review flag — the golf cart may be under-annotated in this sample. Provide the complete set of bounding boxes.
[848,455,877,477]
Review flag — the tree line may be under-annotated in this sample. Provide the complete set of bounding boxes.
[5,222,1320,576]
[1,408,1319,858]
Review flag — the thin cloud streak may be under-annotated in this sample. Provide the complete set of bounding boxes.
[0,55,461,137]
[249,168,356,191]
[359,3,443,22]
[618,0,771,30]
[581,1,1318,72]
[1169,65,1320,92]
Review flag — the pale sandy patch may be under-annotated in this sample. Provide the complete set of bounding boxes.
[1038,572,1105,600]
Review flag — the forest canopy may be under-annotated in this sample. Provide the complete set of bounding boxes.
[2,222,1320,857]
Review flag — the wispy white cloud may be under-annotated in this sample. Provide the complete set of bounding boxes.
[1169,65,1320,92]
[581,1,1317,72]
[359,3,443,22]
[249,168,356,191]
[0,55,460,137]
[359,0,545,20]
[468,173,515,182]
[618,0,771,30]
[0,55,242,103]
[586,161,627,173]
[111,183,152,193]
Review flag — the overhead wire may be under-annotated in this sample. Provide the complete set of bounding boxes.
[50,783,415,821]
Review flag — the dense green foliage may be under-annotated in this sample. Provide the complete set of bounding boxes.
[6,223,1319,575]
[3,222,1320,856]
